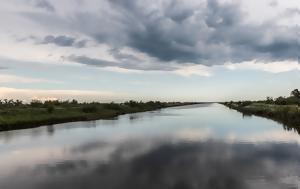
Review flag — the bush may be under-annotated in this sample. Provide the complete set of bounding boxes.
[124,100,139,107]
[240,101,252,107]
[81,105,98,113]
[103,103,122,110]
[46,106,55,113]
[266,97,274,104]
[30,100,43,107]
[275,96,287,105]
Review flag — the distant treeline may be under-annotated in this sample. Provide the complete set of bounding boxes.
[0,99,187,107]
[225,89,300,107]
[0,99,189,113]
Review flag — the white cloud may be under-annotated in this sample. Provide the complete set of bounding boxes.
[0,74,61,84]
[175,128,212,142]
[256,129,300,143]
[224,60,300,73]
[172,60,300,77]
[174,64,213,77]
[0,87,126,102]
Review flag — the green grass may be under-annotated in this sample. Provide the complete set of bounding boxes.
[0,102,196,132]
[223,102,300,130]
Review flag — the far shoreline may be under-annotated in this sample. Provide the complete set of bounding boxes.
[222,102,300,131]
[0,100,199,133]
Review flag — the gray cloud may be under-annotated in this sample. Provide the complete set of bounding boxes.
[74,40,88,48]
[34,0,55,12]
[22,0,300,66]
[40,35,87,48]
[67,54,178,71]
[42,35,74,46]
[269,0,278,7]
[284,8,300,17]
[67,55,116,67]
[96,0,298,64]
[164,0,195,23]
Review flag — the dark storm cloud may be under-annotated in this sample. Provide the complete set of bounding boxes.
[205,0,242,28]
[164,0,195,23]
[22,0,299,66]
[40,35,87,48]
[104,0,299,64]
[105,0,202,62]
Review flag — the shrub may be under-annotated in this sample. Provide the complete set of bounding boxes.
[46,106,55,114]
[124,100,139,107]
[30,100,43,107]
[81,105,98,113]
[240,101,252,107]
[103,103,122,110]
[275,96,287,105]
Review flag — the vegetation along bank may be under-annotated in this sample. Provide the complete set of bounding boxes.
[223,89,300,132]
[0,99,197,132]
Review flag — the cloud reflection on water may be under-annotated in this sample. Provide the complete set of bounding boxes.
[1,104,300,189]
[1,140,300,189]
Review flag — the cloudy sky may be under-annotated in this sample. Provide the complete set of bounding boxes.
[0,0,299,102]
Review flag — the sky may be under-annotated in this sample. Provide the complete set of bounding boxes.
[0,0,299,102]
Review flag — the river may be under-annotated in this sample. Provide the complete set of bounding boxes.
[0,103,300,189]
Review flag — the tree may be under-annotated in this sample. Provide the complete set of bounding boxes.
[30,100,43,107]
[266,97,274,104]
[275,96,287,105]
[291,89,300,99]
[71,99,78,104]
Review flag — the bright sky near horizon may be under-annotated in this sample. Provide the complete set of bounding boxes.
[0,0,299,102]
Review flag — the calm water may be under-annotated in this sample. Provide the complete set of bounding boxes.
[1,103,300,189]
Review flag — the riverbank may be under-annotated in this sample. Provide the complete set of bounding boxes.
[0,101,197,132]
[223,102,300,129]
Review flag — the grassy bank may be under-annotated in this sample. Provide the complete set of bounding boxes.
[0,100,197,132]
[223,90,300,131]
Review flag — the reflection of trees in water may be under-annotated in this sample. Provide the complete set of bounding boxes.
[283,124,300,135]
[34,160,88,175]
[2,141,300,189]
[46,125,55,136]
[0,121,103,143]
[0,126,50,143]
[240,111,300,136]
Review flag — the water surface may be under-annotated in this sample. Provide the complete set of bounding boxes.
[1,103,300,189]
